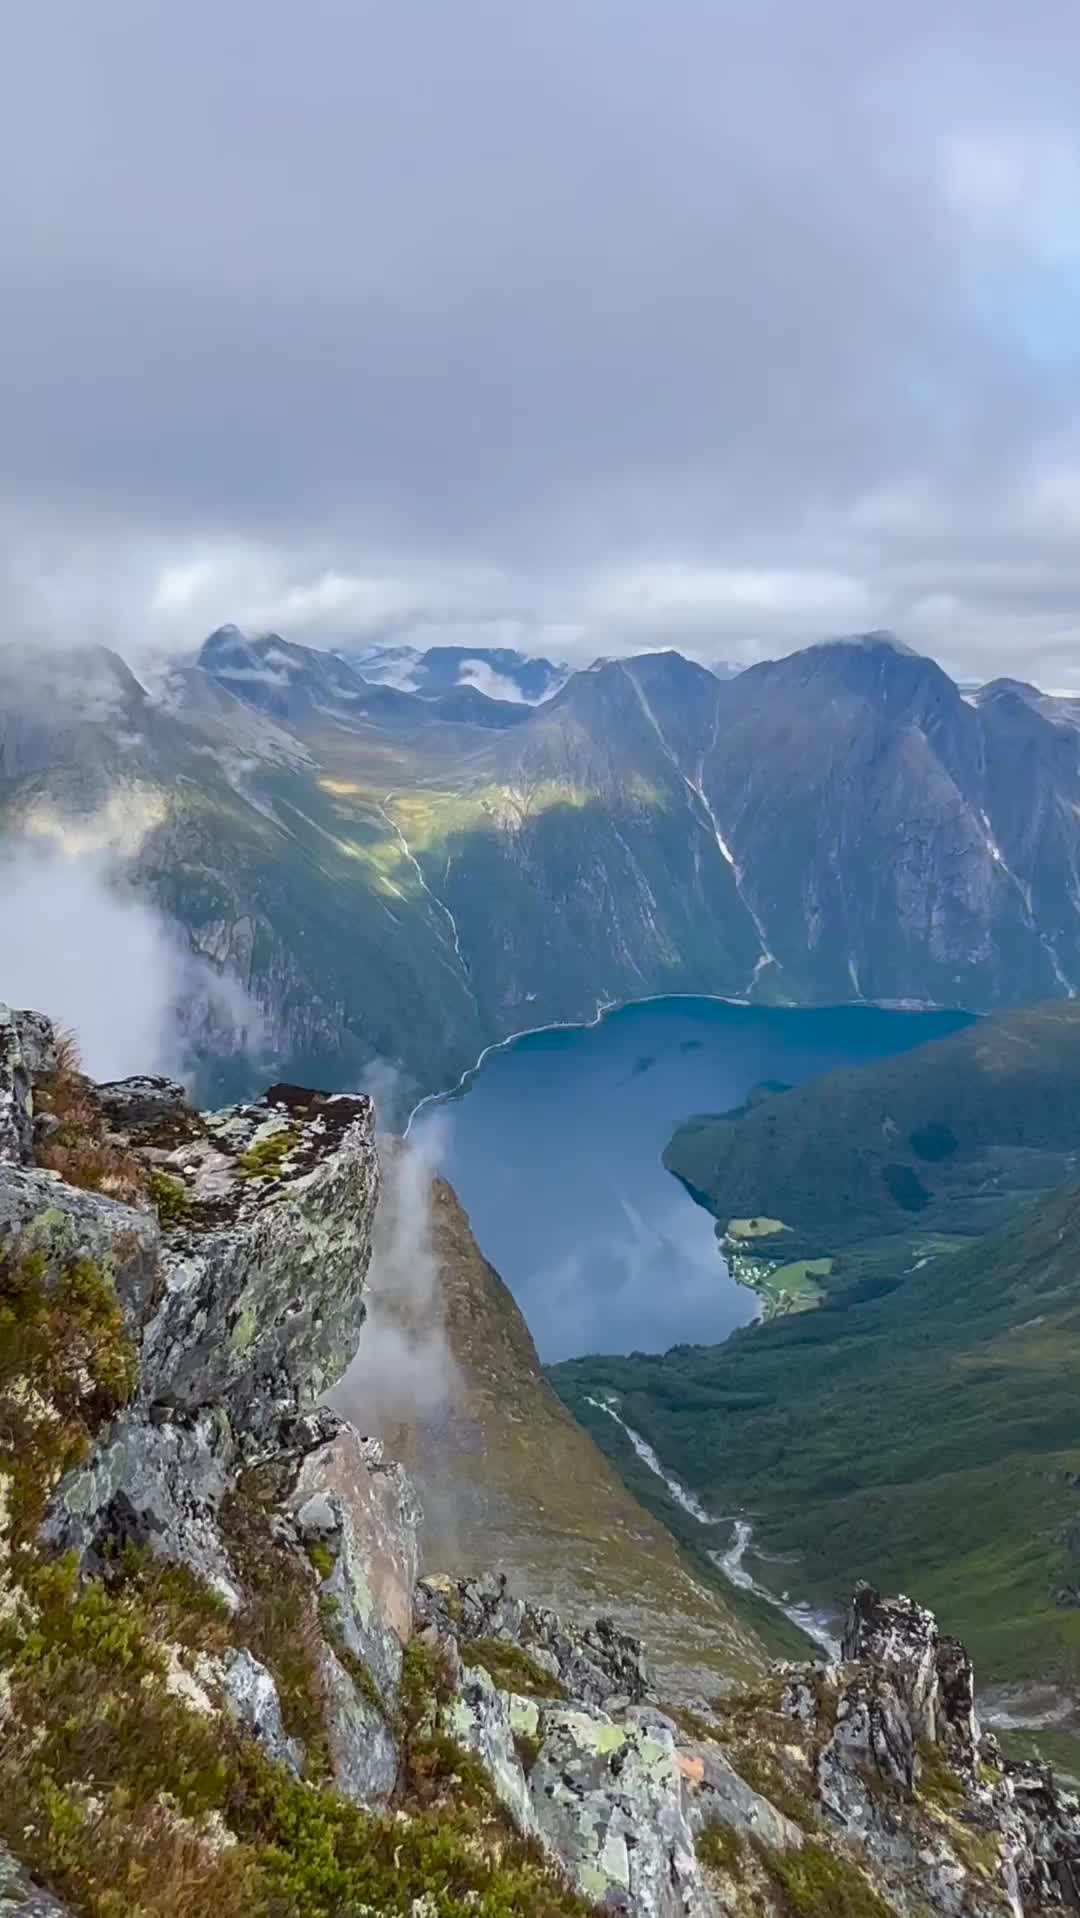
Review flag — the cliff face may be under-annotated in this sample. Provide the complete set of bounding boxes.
[2,1004,1080,1918]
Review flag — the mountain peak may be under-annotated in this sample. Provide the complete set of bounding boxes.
[817,628,919,658]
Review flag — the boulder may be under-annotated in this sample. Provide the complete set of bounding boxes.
[0,1848,74,1916]
[95,1075,190,1131]
[527,1706,712,1918]
[290,1424,420,1706]
[417,1570,648,1709]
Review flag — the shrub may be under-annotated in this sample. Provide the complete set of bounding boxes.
[0,1246,138,1546]
[881,1163,931,1212]
[909,1121,959,1162]
[146,1169,191,1228]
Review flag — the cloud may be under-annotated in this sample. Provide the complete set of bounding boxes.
[331,1118,460,1431]
[0,843,263,1082]
[455,660,526,703]
[3,2,1080,683]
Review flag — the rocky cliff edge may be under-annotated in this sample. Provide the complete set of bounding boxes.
[1,1004,1078,1918]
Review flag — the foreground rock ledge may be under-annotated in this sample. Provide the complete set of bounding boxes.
[1,1006,1079,1917]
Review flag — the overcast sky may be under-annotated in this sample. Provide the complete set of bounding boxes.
[4,1,1080,684]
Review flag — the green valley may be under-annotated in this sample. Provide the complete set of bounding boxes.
[553,1000,1080,1705]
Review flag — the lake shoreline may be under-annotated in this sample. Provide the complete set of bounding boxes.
[406,994,973,1362]
[405,989,967,1134]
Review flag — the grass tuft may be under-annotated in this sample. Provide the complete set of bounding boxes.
[237,1131,295,1180]
[756,1837,895,1917]
[33,1037,147,1204]
[466,1637,567,1701]
[146,1169,191,1228]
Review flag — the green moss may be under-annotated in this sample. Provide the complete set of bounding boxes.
[758,1837,894,1918]
[696,1820,744,1874]
[306,1539,336,1581]
[732,1751,819,1833]
[107,1544,233,1655]
[238,1130,296,1180]
[227,1749,596,1918]
[399,1636,455,1734]
[916,1742,966,1807]
[949,1823,1002,1878]
[467,1637,567,1701]
[145,1168,191,1228]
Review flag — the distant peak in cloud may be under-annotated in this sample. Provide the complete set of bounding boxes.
[455,659,527,703]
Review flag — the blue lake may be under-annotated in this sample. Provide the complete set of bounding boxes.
[413,997,974,1362]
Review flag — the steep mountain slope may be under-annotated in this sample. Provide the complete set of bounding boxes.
[0,644,488,1104]
[9,627,1080,1107]
[374,655,767,1025]
[207,627,1080,1028]
[695,633,1080,1005]
[338,1164,771,1698]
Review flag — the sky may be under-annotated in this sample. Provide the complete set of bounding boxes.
[4,2,1080,685]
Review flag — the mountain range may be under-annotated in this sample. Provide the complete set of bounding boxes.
[6,625,1080,1104]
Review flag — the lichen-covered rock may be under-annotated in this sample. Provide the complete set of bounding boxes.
[528,1706,712,1917]
[817,1669,918,1827]
[285,1420,419,1805]
[41,1407,237,1594]
[417,1570,649,1709]
[290,1424,420,1707]
[0,1847,75,1916]
[843,1582,943,1747]
[0,1163,160,1329]
[675,1735,804,1857]
[0,1005,35,1166]
[40,1087,379,1575]
[9,1010,57,1084]
[216,1647,304,1775]
[443,1664,713,1917]
[138,1092,378,1441]
[319,1641,401,1806]
[445,1664,543,1838]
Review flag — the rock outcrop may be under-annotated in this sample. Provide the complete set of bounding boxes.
[0,1003,54,1165]
[3,1007,1080,1918]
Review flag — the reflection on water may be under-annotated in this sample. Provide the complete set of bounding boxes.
[412,997,972,1362]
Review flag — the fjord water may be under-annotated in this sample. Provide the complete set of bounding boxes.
[413,997,973,1362]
